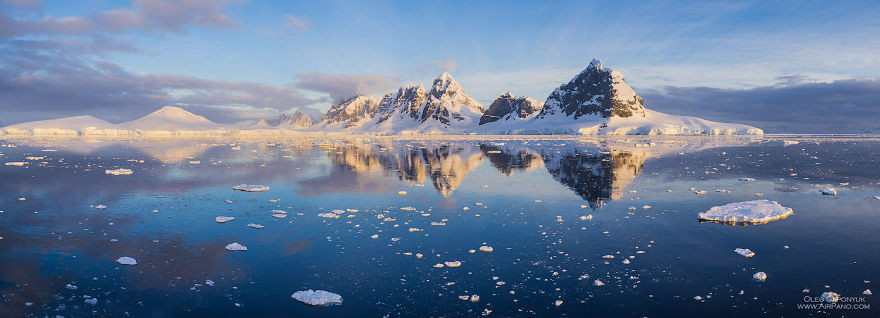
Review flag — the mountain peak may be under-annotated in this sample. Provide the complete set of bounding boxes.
[538,59,645,120]
[588,58,602,70]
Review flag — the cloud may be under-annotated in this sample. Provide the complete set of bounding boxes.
[0,40,317,124]
[294,72,399,102]
[0,0,241,38]
[434,58,457,72]
[282,14,309,30]
[640,78,880,133]
[0,0,42,8]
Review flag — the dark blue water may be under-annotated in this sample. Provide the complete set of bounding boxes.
[0,137,878,317]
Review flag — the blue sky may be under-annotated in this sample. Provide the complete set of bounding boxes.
[1,0,879,132]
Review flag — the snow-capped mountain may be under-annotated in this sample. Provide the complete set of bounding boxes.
[479,58,762,135]
[538,59,645,120]
[121,106,226,131]
[418,72,485,129]
[319,96,380,128]
[478,92,543,125]
[269,111,313,129]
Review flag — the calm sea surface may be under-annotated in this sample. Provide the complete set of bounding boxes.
[0,136,878,317]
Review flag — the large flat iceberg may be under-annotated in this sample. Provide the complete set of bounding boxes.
[698,200,793,225]
[291,289,343,306]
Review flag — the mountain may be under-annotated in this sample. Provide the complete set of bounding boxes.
[121,106,226,131]
[319,96,381,128]
[478,92,543,125]
[479,58,763,135]
[417,72,485,129]
[269,111,313,129]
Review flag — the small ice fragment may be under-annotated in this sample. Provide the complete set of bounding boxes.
[65,284,78,290]
[820,291,840,303]
[370,234,378,239]
[739,177,756,181]
[318,213,340,219]
[272,213,286,218]
[105,168,133,175]
[444,261,462,268]
[215,216,235,223]
[224,200,234,204]
[554,300,563,307]
[622,259,631,264]
[753,272,767,281]
[434,263,445,268]
[84,298,98,305]
[694,296,703,301]
[291,289,342,306]
[470,295,480,302]
[734,248,755,257]
[268,199,280,203]
[580,215,593,220]
[602,255,615,259]
[398,191,407,195]
[205,280,215,287]
[863,289,872,295]
[479,246,493,253]
[594,279,605,286]
[225,242,247,251]
[246,223,264,229]
[95,205,107,209]
[116,256,137,265]
[579,205,588,208]
[458,295,469,301]
[820,187,837,195]
[232,184,269,192]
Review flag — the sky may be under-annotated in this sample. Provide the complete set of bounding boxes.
[1,0,879,133]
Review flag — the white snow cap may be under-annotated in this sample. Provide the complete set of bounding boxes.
[291,289,343,306]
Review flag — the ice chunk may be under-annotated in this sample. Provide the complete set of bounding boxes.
[84,298,98,305]
[215,216,235,223]
[734,248,755,257]
[224,200,234,204]
[820,187,837,195]
[232,184,270,192]
[554,300,563,307]
[753,272,767,281]
[739,177,756,181]
[95,204,107,209]
[820,291,839,303]
[479,246,493,252]
[246,223,264,229]
[225,242,247,251]
[318,212,340,219]
[65,284,78,290]
[116,256,137,265]
[4,162,27,166]
[594,279,605,286]
[863,289,872,295]
[291,289,343,306]
[205,279,215,287]
[698,200,793,224]
[444,261,462,268]
[105,168,133,175]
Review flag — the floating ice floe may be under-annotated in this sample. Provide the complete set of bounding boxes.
[753,272,767,281]
[224,200,234,204]
[864,289,872,295]
[246,223,264,229]
[225,242,247,251]
[370,234,378,239]
[84,298,98,305]
[215,216,235,223]
[820,187,837,195]
[554,300,563,307]
[95,205,107,209]
[291,289,343,306]
[116,256,137,265]
[232,184,270,192]
[398,191,407,195]
[205,279,215,287]
[739,177,756,181]
[4,162,27,166]
[580,215,593,220]
[594,279,605,286]
[820,291,840,303]
[318,212,340,219]
[65,284,78,290]
[445,261,462,268]
[105,168,133,175]
[734,248,755,257]
[698,200,793,225]
[479,246,493,252]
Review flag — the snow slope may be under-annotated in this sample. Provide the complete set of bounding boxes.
[1,115,136,136]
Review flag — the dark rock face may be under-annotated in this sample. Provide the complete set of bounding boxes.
[538,59,645,120]
[375,84,426,124]
[418,72,484,126]
[479,92,542,125]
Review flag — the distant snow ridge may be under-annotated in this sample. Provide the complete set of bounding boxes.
[479,91,543,125]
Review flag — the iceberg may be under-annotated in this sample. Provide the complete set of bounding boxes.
[753,272,767,281]
[698,200,793,225]
[291,289,343,306]
[215,216,235,223]
[225,242,247,251]
[232,184,270,192]
[734,248,755,257]
[105,168,133,175]
[116,257,137,265]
